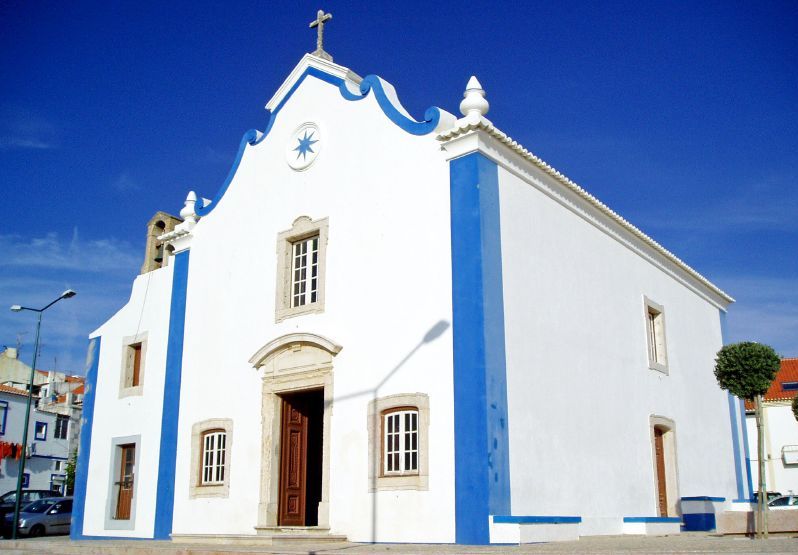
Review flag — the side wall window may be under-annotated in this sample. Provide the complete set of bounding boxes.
[119,332,148,397]
[368,393,429,491]
[104,434,140,531]
[275,216,329,322]
[190,418,233,498]
[644,297,668,373]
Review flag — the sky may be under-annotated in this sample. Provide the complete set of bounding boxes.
[0,1,796,374]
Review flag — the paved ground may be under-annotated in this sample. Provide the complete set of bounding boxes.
[0,534,797,555]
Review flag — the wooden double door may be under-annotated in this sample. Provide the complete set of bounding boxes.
[278,389,323,526]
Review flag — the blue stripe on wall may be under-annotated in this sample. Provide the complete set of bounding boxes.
[153,251,190,539]
[450,152,511,545]
[738,398,754,500]
[70,336,101,539]
[719,309,749,502]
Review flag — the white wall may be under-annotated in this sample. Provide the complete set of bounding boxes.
[497,163,737,530]
[80,265,174,537]
[747,403,798,495]
[169,68,457,542]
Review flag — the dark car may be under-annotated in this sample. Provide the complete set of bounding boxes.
[3,497,72,538]
[0,490,60,522]
[752,491,782,504]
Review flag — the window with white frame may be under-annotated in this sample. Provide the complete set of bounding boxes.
[190,418,233,498]
[384,409,419,475]
[201,430,227,485]
[368,393,429,491]
[275,216,329,321]
[291,235,319,307]
[644,297,668,372]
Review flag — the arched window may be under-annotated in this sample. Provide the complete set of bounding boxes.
[201,429,227,485]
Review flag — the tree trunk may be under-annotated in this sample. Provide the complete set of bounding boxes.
[755,394,768,539]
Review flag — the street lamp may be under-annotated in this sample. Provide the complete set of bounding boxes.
[8,289,76,539]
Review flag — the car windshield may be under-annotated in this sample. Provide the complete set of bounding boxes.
[0,492,14,503]
[21,500,53,513]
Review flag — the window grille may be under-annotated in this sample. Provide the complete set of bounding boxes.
[291,236,319,307]
[384,410,418,475]
[201,431,226,485]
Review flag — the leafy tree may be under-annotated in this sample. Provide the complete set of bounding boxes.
[714,342,780,539]
[65,453,77,496]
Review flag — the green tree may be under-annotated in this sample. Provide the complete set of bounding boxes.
[714,342,780,539]
[65,453,77,496]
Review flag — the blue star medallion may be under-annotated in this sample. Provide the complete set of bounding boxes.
[293,130,318,160]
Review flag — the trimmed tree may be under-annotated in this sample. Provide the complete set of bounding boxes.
[714,342,780,539]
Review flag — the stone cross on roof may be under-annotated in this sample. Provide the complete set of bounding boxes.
[309,9,333,62]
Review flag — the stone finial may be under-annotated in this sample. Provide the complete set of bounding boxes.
[180,191,198,225]
[459,76,489,118]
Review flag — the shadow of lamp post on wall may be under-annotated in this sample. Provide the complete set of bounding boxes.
[8,289,76,540]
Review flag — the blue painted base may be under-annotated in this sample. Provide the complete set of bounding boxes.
[682,513,716,531]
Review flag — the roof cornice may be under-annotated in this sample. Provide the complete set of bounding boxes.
[438,118,734,306]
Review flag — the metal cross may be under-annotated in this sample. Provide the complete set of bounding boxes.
[309,9,333,61]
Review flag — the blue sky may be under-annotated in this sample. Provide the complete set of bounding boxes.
[1,1,796,374]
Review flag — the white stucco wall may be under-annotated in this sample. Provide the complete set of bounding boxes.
[496,163,737,532]
[80,265,174,537]
[169,66,456,542]
[746,403,798,495]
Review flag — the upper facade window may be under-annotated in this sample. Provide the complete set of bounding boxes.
[644,297,668,373]
[54,415,69,440]
[276,216,329,322]
[120,333,147,397]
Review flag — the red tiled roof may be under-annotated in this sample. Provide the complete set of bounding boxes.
[73,384,84,395]
[744,358,798,411]
[0,384,29,397]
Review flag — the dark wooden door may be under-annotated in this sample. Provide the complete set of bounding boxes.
[279,395,309,526]
[654,428,668,517]
[115,444,135,520]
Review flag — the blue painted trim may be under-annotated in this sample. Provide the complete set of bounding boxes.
[195,66,441,217]
[450,152,511,545]
[623,517,681,523]
[153,251,190,540]
[682,513,716,531]
[738,397,754,501]
[21,473,29,487]
[30,454,67,461]
[680,496,725,502]
[70,336,101,539]
[70,535,153,541]
[0,400,7,434]
[34,421,47,441]
[493,516,581,524]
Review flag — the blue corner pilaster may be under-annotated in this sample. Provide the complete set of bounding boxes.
[153,250,190,539]
[719,309,752,502]
[70,336,101,539]
[450,152,511,545]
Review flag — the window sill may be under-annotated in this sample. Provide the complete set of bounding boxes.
[648,361,669,375]
[189,483,229,499]
[370,473,428,492]
[276,302,324,323]
[119,385,144,398]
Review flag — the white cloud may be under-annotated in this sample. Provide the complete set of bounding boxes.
[0,107,58,151]
[0,230,139,272]
[0,136,54,150]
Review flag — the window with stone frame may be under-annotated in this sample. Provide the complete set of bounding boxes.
[368,393,429,491]
[275,216,329,322]
[190,419,233,498]
[119,333,147,397]
[644,297,668,373]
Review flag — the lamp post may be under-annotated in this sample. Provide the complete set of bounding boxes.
[8,289,76,540]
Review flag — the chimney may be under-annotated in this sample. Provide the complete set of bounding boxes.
[4,347,18,359]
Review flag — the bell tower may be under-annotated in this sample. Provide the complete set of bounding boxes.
[140,211,183,274]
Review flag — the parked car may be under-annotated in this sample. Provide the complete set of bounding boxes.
[0,490,60,522]
[2,497,72,538]
[768,494,798,510]
[752,491,782,504]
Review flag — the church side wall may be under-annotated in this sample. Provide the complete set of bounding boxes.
[496,165,737,533]
[78,266,174,538]
[169,76,456,542]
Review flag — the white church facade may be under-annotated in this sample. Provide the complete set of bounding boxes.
[71,33,753,545]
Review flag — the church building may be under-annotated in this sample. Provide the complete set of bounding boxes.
[71,12,752,545]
